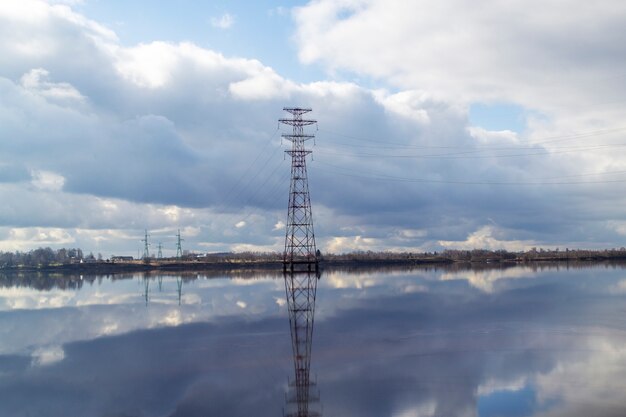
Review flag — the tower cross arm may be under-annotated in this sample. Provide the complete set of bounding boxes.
[283,106,312,113]
[279,119,317,126]
[285,150,312,156]
[282,134,316,141]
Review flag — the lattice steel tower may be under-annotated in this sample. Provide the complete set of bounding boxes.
[280,107,322,417]
[141,229,150,259]
[176,229,184,259]
[280,107,318,272]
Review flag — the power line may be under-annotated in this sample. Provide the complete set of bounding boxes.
[216,126,281,210]
[326,136,626,153]
[316,160,626,186]
[215,158,290,231]
[234,169,291,226]
[245,159,287,205]
[318,126,626,150]
[316,143,626,160]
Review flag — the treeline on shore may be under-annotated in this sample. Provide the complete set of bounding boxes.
[324,247,626,262]
[196,247,626,263]
[0,247,100,268]
[3,246,626,269]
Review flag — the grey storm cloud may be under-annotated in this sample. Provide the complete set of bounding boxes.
[0,163,29,184]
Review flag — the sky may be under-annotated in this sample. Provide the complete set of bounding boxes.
[1,0,626,256]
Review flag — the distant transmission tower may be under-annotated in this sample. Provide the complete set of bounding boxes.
[280,107,318,272]
[157,242,163,259]
[141,229,150,259]
[176,229,184,259]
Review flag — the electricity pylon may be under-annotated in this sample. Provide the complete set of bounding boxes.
[176,229,184,259]
[280,107,318,272]
[280,107,322,417]
[157,242,163,259]
[141,229,150,259]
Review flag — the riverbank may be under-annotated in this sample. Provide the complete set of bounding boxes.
[3,251,626,275]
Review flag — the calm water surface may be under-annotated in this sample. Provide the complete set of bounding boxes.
[1,264,626,416]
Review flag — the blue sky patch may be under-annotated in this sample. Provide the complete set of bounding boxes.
[77,0,324,83]
[469,102,527,133]
[478,384,535,417]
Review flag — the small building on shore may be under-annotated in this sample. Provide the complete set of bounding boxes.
[111,256,134,262]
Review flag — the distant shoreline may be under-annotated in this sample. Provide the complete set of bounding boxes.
[3,252,626,275]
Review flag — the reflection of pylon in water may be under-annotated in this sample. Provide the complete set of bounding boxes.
[283,270,322,417]
[141,276,181,305]
[142,276,150,306]
[176,277,183,305]
[280,108,318,272]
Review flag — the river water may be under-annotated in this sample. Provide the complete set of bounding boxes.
[1,263,626,416]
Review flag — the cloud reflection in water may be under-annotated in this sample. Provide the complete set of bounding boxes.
[0,265,624,416]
